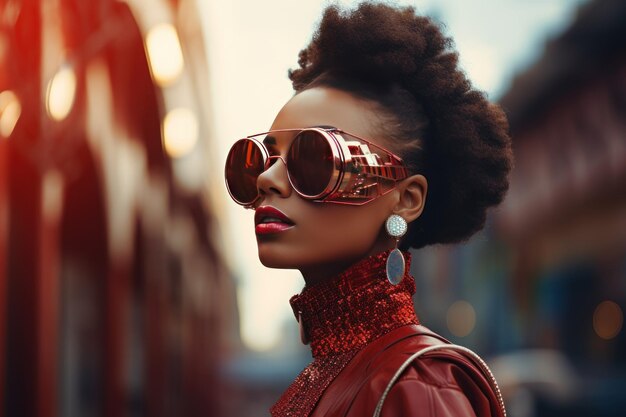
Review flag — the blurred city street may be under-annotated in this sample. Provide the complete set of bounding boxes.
[0,0,624,416]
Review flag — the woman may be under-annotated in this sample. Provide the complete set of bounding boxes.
[225,2,513,416]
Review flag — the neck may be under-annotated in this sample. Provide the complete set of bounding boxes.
[299,259,357,287]
[290,249,419,359]
[299,241,397,286]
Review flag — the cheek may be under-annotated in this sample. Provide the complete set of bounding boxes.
[305,210,382,250]
[260,205,387,269]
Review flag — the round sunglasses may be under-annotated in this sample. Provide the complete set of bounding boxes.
[224,127,408,208]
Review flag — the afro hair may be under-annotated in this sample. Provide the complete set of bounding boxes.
[288,2,514,249]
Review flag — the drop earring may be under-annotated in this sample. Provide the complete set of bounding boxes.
[385,214,408,285]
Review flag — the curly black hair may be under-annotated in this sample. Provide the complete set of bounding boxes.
[288,2,513,249]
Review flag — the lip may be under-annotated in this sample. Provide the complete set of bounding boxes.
[254,206,295,235]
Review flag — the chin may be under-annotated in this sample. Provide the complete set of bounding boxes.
[258,258,295,269]
[257,244,299,269]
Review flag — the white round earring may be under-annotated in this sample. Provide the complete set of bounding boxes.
[385,214,408,285]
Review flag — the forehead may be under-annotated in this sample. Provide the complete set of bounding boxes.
[267,87,381,145]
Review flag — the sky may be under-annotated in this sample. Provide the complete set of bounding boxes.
[197,0,589,351]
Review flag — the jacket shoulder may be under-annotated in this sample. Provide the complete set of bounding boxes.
[363,374,480,417]
[311,325,500,417]
[351,350,494,417]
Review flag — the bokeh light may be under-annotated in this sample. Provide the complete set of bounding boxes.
[446,300,477,337]
[0,90,21,138]
[593,300,623,340]
[46,65,77,121]
[145,23,184,86]
[162,107,198,158]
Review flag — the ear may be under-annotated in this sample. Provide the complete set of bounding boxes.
[393,174,427,223]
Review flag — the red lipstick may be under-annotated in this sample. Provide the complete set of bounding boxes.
[254,206,295,235]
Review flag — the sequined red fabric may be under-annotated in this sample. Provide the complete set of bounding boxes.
[270,250,419,417]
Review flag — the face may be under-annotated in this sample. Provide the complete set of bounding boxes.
[253,87,401,282]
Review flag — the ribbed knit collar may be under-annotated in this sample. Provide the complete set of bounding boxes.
[271,250,419,417]
[289,249,419,358]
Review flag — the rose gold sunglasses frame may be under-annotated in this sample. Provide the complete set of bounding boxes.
[225,127,408,208]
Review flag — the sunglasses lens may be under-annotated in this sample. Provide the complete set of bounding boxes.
[287,131,335,197]
[225,139,265,205]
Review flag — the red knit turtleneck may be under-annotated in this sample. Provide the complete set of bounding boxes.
[270,250,419,417]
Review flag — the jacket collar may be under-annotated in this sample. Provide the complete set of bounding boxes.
[289,249,418,358]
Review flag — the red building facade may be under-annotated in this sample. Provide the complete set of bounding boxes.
[0,1,234,416]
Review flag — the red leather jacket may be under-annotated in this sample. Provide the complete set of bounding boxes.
[270,251,505,417]
[311,324,503,417]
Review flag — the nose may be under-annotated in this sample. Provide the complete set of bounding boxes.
[256,156,292,202]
